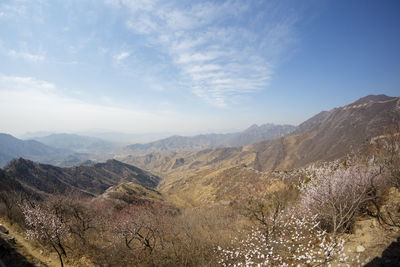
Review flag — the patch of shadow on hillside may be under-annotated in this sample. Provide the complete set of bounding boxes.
[365,237,400,267]
[0,235,35,267]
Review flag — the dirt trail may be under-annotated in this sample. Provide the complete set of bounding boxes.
[342,218,397,265]
[0,218,72,267]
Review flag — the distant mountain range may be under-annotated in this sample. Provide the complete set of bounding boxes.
[0,133,122,167]
[0,123,295,167]
[0,133,72,167]
[124,123,295,156]
[21,131,175,145]
[122,94,400,179]
[32,133,117,153]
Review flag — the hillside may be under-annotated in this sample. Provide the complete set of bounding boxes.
[3,158,160,196]
[101,182,164,204]
[159,164,288,207]
[122,147,256,183]
[0,168,32,197]
[123,123,294,156]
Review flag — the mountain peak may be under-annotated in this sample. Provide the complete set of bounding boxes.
[5,157,30,169]
[350,94,395,106]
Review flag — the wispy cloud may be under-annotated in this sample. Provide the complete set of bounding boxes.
[8,50,45,62]
[0,2,27,18]
[106,0,300,107]
[0,75,55,92]
[0,0,303,113]
[113,51,131,64]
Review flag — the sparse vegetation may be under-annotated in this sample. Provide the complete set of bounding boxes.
[0,150,398,266]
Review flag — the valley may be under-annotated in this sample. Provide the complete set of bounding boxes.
[2,1,400,265]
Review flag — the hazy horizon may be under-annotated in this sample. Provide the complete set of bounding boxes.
[1,0,399,136]
[14,121,295,143]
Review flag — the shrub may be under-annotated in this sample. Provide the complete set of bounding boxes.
[217,211,360,266]
[300,162,383,233]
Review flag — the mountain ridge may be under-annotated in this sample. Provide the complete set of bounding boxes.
[252,95,400,170]
[3,158,160,196]
[123,123,295,156]
[120,95,400,191]
[32,133,117,153]
[0,133,72,167]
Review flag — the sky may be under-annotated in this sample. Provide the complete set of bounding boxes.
[0,0,399,137]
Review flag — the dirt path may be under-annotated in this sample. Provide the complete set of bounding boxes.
[0,218,71,267]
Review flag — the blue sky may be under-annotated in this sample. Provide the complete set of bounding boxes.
[0,0,399,136]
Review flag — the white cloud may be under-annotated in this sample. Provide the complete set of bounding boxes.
[121,0,157,13]
[175,52,219,64]
[0,75,55,92]
[126,15,157,34]
[8,50,45,62]
[0,3,27,18]
[113,51,131,64]
[184,64,222,74]
[112,0,299,107]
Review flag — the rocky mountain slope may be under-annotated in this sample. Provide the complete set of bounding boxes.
[252,94,400,171]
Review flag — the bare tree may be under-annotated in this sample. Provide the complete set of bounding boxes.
[111,204,163,254]
[372,122,400,188]
[242,192,288,241]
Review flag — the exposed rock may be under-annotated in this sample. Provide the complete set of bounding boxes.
[0,224,8,235]
[356,245,366,252]
[7,236,16,244]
